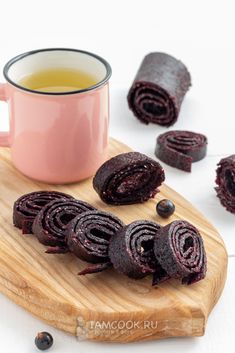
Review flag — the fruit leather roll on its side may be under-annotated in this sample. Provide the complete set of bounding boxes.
[155,130,207,172]
[215,155,235,213]
[128,53,191,126]
[153,220,207,285]
[32,199,96,253]
[67,210,124,263]
[67,210,125,275]
[93,152,165,205]
[13,191,73,234]
[109,220,169,282]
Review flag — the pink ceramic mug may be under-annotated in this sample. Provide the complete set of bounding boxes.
[0,48,111,183]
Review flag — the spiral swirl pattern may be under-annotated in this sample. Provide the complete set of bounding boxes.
[109,220,167,279]
[32,199,95,252]
[215,155,235,213]
[127,53,191,126]
[67,210,124,264]
[13,191,73,234]
[128,83,176,126]
[155,130,207,172]
[154,220,207,285]
[93,152,165,205]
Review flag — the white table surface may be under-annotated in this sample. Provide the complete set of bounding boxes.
[0,0,234,351]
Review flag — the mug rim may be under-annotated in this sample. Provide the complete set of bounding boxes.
[3,47,112,95]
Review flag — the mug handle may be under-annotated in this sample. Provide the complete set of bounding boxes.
[0,83,10,147]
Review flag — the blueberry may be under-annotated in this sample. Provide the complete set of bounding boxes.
[35,332,53,351]
[156,199,175,218]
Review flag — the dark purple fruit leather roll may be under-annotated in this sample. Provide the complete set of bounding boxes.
[109,220,169,281]
[93,152,165,205]
[32,199,96,253]
[13,191,73,234]
[127,53,191,126]
[153,220,207,285]
[67,210,124,266]
[155,130,207,172]
[215,155,235,213]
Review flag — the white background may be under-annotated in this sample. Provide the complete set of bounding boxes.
[0,0,234,352]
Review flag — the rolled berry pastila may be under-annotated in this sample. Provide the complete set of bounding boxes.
[127,53,191,126]
[215,155,235,213]
[109,220,169,281]
[93,152,165,205]
[13,191,73,234]
[153,220,207,285]
[155,130,207,172]
[32,199,96,253]
[66,210,124,274]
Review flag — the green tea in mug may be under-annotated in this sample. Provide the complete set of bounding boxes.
[18,68,98,92]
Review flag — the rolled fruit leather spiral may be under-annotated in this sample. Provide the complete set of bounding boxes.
[127,53,191,126]
[93,152,165,205]
[13,191,73,234]
[32,199,96,253]
[153,220,207,285]
[66,210,125,275]
[109,220,169,281]
[155,130,207,172]
[215,154,235,213]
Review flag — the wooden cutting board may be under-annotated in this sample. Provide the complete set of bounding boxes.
[0,138,227,343]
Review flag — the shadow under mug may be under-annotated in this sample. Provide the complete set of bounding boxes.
[0,48,112,184]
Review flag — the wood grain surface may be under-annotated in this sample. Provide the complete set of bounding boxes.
[0,138,228,342]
